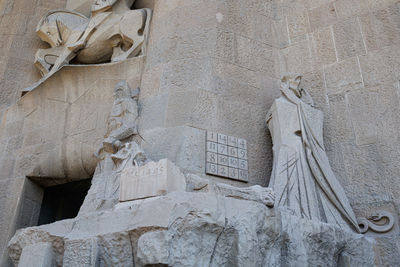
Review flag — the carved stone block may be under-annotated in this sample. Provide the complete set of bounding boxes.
[120,159,186,202]
[18,242,55,267]
[205,131,248,182]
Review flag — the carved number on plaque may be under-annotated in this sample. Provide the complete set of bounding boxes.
[206,131,249,182]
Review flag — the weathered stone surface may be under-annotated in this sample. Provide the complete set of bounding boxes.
[308,3,338,31]
[18,242,55,267]
[358,45,400,88]
[267,74,359,231]
[0,58,143,266]
[120,159,186,202]
[1,0,400,265]
[287,10,310,43]
[8,220,73,266]
[347,90,379,145]
[324,57,363,94]
[8,192,375,267]
[185,173,274,207]
[141,126,207,176]
[136,231,169,266]
[97,232,134,267]
[332,17,366,61]
[359,5,400,52]
[325,93,355,144]
[66,0,93,17]
[334,0,370,19]
[311,26,337,66]
[280,40,313,74]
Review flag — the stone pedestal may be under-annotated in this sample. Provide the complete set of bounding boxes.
[119,159,186,202]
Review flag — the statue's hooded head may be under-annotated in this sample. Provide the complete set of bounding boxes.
[281,73,314,106]
[281,73,302,97]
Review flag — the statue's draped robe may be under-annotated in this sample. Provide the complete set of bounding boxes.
[267,88,360,232]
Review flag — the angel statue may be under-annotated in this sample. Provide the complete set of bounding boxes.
[266,73,360,232]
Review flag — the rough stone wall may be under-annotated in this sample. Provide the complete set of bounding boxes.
[0,0,67,110]
[138,0,283,187]
[0,0,67,265]
[0,58,144,266]
[272,0,400,264]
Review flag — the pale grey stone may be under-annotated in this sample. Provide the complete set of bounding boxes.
[348,90,379,146]
[332,17,366,61]
[373,236,400,266]
[63,238,99,267]
[324,57,363,95]
[359,5,400,52]
[2,1,400,265]
[185,173,274,207]
[358,45,400,88]
[141,126,206,174]
[97,232,134,267]
[138,93,168,132]
[308,2,338,31]
[18,242,55,267]
[8,192,374,267]
[137,231,170,266]
[119,159,186,202]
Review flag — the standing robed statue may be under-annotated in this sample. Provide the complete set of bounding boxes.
[266,73,360,232]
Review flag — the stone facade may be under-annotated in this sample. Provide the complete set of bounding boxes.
[0,0,399,266]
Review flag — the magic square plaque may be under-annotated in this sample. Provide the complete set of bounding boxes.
[206,131,249,182]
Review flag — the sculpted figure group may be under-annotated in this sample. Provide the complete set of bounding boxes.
[24,0,151,93]
[26,0,393,234]
[96,80,149,171]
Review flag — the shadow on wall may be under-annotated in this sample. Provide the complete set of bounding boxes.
[17,177,92,230]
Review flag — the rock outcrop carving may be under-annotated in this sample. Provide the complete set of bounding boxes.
[8,193,375,267]
[266,73,360,232]
[24,0,152,93]
[358,211,395,234]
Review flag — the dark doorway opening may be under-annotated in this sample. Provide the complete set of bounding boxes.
[37,179,92,225]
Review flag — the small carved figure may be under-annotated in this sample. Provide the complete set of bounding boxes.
[24,0,151,94]
[358,211,395,234]
[95,80,149,171]
[102,80,139,154]
[266,73,360,232]
[96,80,138,156]
[111,141,149,170]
